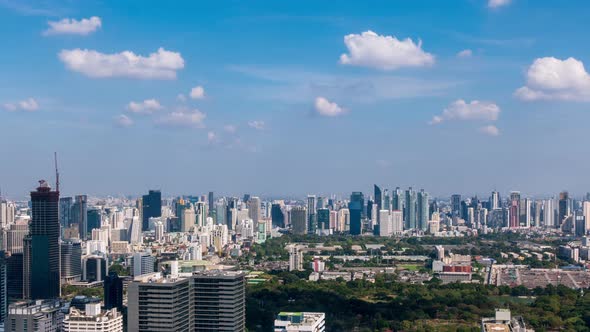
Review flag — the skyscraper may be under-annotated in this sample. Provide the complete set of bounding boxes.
[25,180,61,299]
[349,192,364,236]
[59,197,73,229]
[374,185,383,220]
[417,189,429,231]
[104,272,123,313]
[451,194,461,218]
[558,191,570,226]
[404,188,416,230]
[271,203,285,228]
[392,187,403,211]
[290,207,307,235]
[490,191,500,210]
[142,190,162,231]
[72,195,88,240]
[208,191,214,217]
[307,195,317,235]
[248,196,261,224]
[317,208,330,231]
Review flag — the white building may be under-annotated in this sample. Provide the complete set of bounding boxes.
[63,303,123,332]
[379,210,392,237]
[391,210,403,234]
[274,312,325,332]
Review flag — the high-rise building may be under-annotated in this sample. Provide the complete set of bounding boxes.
[559,191,571,226]
[104,272,124,313]
[7,300,64,331]
[63,303,123,332]
[349,192,364,236]
[131,252,154,277]
[71,195,88,240]
[0,252,7,324]
[24,180,61,300]
[307,195,317,235]
[60,240,82,284]
[378,210,392,237]
[374,185,383,221]
[451,194,461,218]
[6,252,23,301]
[87,208,102,237]
[509,192,521,228]
[544,199,555,228]
[417,189,429,231]
[490,191,500,210]
[191,271,246,331]
[404,188,416,230]
[83,255,108,282]
[127,270,246,332]
[59,197,73,229]
[271,203,285,228]
[142,190,162,231]
[248,196,261,224]
[391,210,403,235]
[392,188,404,211]
[6,220,28,254]
[208,191,214,217]
[583,201,590,234]
[290,206,307,235]
[317,208,330,231]
[350,192,365,218]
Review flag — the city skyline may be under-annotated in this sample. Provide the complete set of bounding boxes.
[3,0,590,197]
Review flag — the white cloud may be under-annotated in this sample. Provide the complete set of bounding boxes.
[248,120,265,130]
[339,30,434,70]
[176,94,187,102]
[3,97,39,111]
[430,99,500,124]
[457,49,473,58]
[155,108,206,128]
[114,114,133,127]
[515,57,590,101]
[479,125,500,136]
[224,125,237,133]
[44,16,101,36]
[58,47,184,80]
[190,86,205,99]
[488,0,511,8]
[126,99,162,114]
[207,131,217,143]
[314,96,346,117]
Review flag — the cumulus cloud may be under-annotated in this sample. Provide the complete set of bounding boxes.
[126,99,162,114]
[488,0,511,8]
[224,125,237,133]
[515,57,590,101]
[155,108,206,128]
[314,97,346,117]
[190,86,205,99]
[248,120,265,130]
[3,98,39,111]
[430,99,500,124]
[44,16,101,36]
[457,49,473,58]
[176,94,187,102]
[479,125,500,136]
[58,47,184,79]
[114,114,133,127]
[339,30,434,70]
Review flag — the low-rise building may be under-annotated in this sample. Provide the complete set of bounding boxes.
[274,312,326,332]
[63,302,123,332]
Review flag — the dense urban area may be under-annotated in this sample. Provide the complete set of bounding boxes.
[1,178,590,331]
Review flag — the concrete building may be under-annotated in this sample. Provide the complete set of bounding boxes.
[481,309,531,332]
[6,299,64,332]
[274,312,326,332]
[63,302,123,332]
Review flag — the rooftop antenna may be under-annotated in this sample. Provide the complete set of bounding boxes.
[54,152,60,193]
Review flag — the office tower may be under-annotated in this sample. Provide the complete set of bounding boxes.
[248,196,261,224]
[83,255,108,282]
[379,210,392,237]
[391,210,403,235]
[383,189,391,210]
[87,207,102,237]
[60,240,82,284]
[195,201,207,227]
[0,252,6,324]
[142,190,162,231]
[215,198,227,225]
[451,194,461,218]
[104,272,124,312]
[271,203,285,228]
[404,188,416,230]
[6,252,23,301]
[24,180,60,300]
[131,252,154,276]
[128,217,142,244]
[127,274,191,332]
[208,191,214,217]
[350,192,365,218]
[575,213,586,236]
[559,191,570,226]
[59,197,73,229]
[6,299,64,332]
[583,201,590,234]
[0,200,16,228]
[337,208,350,232]
[63,303,123,332]
[6,220,28,254]
[307,195,317,235]
[544,199,555,228]
[523,198,532,228]
[191,271,246,331]
[317,208,330,231]
[508,192,520,228]
[366,199,374,225]
[274,312,326,332]
[71,195,88,240]
[290,206,307,235]
[154,221,164,242]
[392,187,403,211]
[533,200,543,227]
[374,185,383,218]
[490,191,500,210]
[181,207,196,232]
[349,193,363,236]
[243,194,251,203]
[417,189,429,231]
[316,197,326,210]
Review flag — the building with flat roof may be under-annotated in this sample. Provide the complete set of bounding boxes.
[63,302,123,332]
[481,309,532,332]
[274,312,326,332]
[6,299,64,332]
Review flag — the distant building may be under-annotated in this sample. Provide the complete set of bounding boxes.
[481,309,531,332]
[103,272,123,313]
[142,190,162,231]
[291,207,307,235]
[61,240,82,283]
[6,299,64,332]
[274,312,326,332]
[130,252,155,277]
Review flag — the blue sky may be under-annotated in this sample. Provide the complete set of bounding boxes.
[1,0,590,199]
